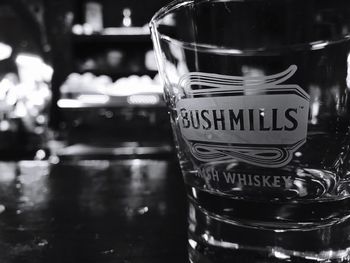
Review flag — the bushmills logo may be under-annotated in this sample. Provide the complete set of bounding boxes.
[176,65,310,168]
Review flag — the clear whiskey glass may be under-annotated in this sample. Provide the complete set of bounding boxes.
[150,0,350,262]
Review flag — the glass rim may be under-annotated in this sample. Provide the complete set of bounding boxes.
[150,0,350,55]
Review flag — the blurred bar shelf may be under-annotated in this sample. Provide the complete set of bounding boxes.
[55,143,173,161]
[75,69,158,78]
[57,94,165,109]
[71,26,152,44]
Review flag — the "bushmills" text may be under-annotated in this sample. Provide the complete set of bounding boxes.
[180,108,298,132]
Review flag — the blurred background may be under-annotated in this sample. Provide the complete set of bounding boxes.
[0,1,189,262]
[0,0,174,160]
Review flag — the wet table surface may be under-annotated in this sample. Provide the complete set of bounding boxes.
[0,158,188,263]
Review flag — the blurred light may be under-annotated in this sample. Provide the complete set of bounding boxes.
[202,233,209,242]
[311,41,329,50]
[0,42,12,61]
[145,50,158,71]
[123,17,132,27]
[311,100,320,125]
[49,155,60,165]
[202,232,240,249]
[0,78,16,102]
[109,84,162,96]
[77,94,110,104]
[192,188,198,199]
[305,256,323,261]
[295,152,302,157]
[160,13,176,26]
[5,85,20,106]
[0,120,10,131]
[35,150,46,160]
[37,239,49,247]
[137,206,149,215]
[36,115,46,125]
[16,53,42,67]
[72,24,84,35]
[16,53,53,82]
[57,99,83,108]
[17,161,50,210]
[0,163,16,183]
[83,23,94,35]
[188,239,197,249]
[85,2,103,32]
[122,8,132,27]
[271,250,290,260]
[131,159,142,167]
[127,94,160,105]
[14,101,27,117]
[76,160,110,169]
[34,127,45,135]
[0,205,5,214]
[347,53,350,89]
[27,91,46,106]
[104,26,149,35]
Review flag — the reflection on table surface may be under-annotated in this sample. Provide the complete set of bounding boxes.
[0,159,188,263]
[2,159,350,263]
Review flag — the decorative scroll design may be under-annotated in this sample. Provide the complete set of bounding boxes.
[189,141,305,168]
[178,65,309,101]
[176,65,310,168]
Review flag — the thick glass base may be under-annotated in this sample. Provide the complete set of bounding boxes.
[188,200,350,263]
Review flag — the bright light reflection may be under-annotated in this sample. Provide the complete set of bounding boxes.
[57,99,83,108]
[204,235,240,249]
[72,24,84,35]
[77,94,110,104]
[15,53,53,82]
[131,159,142,167]
[108,85,163,96]
[14,101,28,117]
[127,94,160,105]
[311,41,329,50]
[0,42,12,61]
[0,78,16,102]
[0,162,16,183]
[188,239,197,249]
[17,161,50,210]
[295,152,302,157]
[311,100,320,125]
[0,120,10,131]
[122,8,132,27]
[272,250,290,260]
[347,53,350,89]
[191,187,198,199]
[16,53,42,66]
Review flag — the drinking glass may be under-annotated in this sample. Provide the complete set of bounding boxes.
[150,0,350,262]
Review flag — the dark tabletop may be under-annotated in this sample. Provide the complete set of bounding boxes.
[0,158,188,263]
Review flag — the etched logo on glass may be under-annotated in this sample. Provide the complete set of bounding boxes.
[177,65,310,168]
